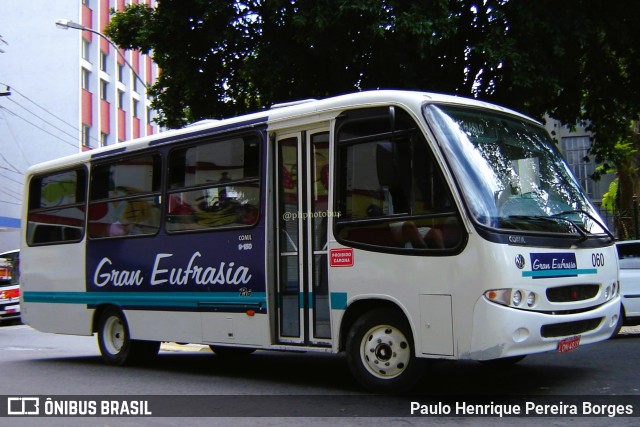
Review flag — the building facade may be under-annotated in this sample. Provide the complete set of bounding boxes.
[0,0,159,251]
[544,117,616,231]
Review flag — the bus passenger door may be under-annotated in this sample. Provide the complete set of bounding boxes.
[275,128,332,346]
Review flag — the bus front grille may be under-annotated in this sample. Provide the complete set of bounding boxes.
[540,318,603,338]
[546,285,599,302]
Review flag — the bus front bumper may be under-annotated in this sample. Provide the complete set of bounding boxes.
[466,296,620,361]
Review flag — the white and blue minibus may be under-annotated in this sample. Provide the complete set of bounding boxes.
[21,90,620,392]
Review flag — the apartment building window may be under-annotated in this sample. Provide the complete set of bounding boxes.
[100,80,108,100]
[82,39,91,61]
[100,51,108,71]
[82,125,91,148]
[100,132,108,147]
[81,68,91,91]
[561,136,594,199]
[132,99,139,117]
[117,90,125,110]
[117,63,124,83]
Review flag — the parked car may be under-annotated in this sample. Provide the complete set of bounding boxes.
[0,249,20,325]
[614,240,640,334]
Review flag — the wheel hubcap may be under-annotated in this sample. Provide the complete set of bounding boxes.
[104,316,125,355]
[360,325,410,379]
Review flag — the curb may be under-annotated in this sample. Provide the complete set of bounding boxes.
[160,342,212,353]
[620,326,640,334]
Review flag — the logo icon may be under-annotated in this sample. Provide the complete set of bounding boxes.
[7,397,40,415]
[515,254,526,269]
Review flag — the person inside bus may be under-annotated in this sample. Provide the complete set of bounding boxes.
[389,220,444,249]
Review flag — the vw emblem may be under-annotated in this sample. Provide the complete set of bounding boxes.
[515,254,526,269]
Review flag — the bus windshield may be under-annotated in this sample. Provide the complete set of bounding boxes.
[424,104,608,237]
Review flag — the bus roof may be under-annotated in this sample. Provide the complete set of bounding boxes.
[25,90,533,175]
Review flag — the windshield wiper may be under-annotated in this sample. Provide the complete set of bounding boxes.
[551,210,614,240]
[507,215,588,240]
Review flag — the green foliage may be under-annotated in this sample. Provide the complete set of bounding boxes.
[105,4,154,53]
[601,179,617,213]
[105,0,640,178]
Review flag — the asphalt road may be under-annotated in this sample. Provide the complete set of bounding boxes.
[1,323,639,426]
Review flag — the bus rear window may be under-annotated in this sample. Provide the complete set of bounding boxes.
[27,168,87,245]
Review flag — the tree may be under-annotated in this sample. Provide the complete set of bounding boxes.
[107,1,640,236]
[106,0,259,128]
[489,1,640,238]
[106,0,509,125]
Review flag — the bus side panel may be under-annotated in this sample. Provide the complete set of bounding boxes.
[125,310,203,343]
[85,228,268,346]
[201,311,271,347]
[124,310,270,348]
[419,294,454,356]
[328,246,458,357]
[21,244,94,336]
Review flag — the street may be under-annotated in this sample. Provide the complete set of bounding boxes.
[0,323,639,426]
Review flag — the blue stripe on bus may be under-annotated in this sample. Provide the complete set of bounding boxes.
[522,268,597,278]
[148,117,269,147]
[23,291,266,310]
[90,147,128,159]
[25,291,349,311]
[330,292,348,310]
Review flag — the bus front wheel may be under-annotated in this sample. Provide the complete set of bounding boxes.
[97,308,160,366]
[345,308,424,393]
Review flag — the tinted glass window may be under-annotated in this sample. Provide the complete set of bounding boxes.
[166,134,261,232]
[88,154,162,238]
[27,168,87,245]
[335,107,463,252]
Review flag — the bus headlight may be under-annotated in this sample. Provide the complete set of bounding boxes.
[485,288,538,309]
[605,281,619,300]
[512,290,523,306]
[526,292,536,307]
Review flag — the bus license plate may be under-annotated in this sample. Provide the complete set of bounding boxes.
[557,336,581,353]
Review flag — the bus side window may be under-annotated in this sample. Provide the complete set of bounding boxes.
[26,168,87,245]
[88,154,162,239]
[334,107,463,252]
[165,133,261,233]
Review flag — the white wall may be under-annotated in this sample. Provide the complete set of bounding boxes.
[0,0,82,251]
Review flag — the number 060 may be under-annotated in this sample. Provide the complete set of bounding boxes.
[592,253,605,267]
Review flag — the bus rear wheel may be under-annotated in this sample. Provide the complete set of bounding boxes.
[345,308,424,393]
[97,308,160,366]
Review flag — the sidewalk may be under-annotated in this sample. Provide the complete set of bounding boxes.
[620,325,640,335]
[160,342,211,353]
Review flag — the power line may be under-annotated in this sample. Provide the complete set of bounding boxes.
[0,82,104,147]
[0,153,24,175]
[0,186,21,201]
[0,83,77,133]
[0,166,24,185]
[5,97,80,146]
[0,107,34,167]
[0,105,79,149]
